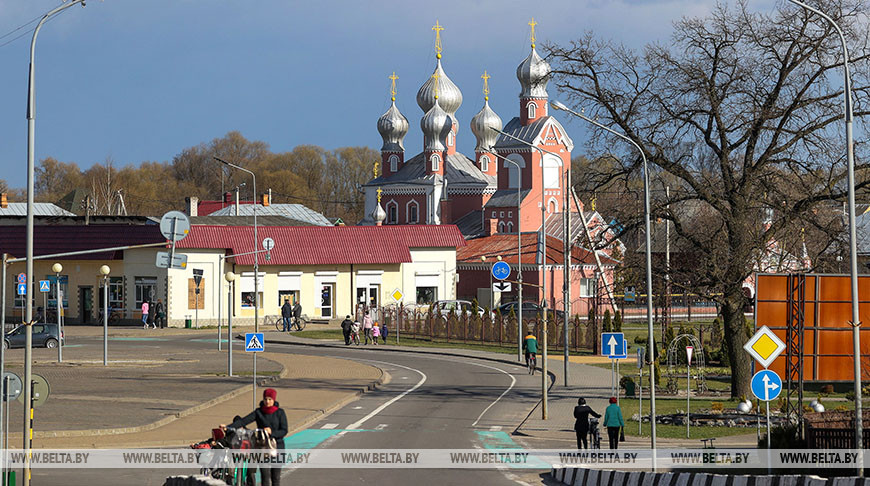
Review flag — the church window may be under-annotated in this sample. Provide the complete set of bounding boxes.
[430,154,441,172]
[507,222,514,232]
[388,154,399,173]
[479,155,490,172]
[499,211,504,218]
[407,200,419,224]
[543,153,562,189]
[548,197,558,213]
[527,102,536,119]
[505,154,525,189]
[447,131,454,146]
[492,211,496,218]
[386,200,398,224]
[498,221,505,233]
[508,211,512,218]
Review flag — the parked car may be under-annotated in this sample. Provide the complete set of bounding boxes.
[4,323,64,349]
[431,300,494,319]
[497,301,565,321]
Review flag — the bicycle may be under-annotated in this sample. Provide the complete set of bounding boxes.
[588,417,602,449]
[526,352,537,375]
[97,308,121,325]
[293,314,308,331]
[270,315,286,332]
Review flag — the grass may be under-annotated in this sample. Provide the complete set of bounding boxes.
[619,397,753,439]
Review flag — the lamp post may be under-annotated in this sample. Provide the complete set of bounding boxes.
[491,127,558,418]
[782,2,861,471]
[550,99,658,453]
[225,271,237,377]
[24,3,85,483]
[100,265,110,366]
[485,149,525,362]
[52,263,63,363]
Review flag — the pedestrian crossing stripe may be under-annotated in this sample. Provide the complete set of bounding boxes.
[245,333,264,352]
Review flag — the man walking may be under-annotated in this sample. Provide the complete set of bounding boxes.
[341,315,353,345]
[292,301,303,331]
[281,299,293,333]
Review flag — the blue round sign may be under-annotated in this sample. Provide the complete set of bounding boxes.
[491,261,511,281]
[750,370,783,402]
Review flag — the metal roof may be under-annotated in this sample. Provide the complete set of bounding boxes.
[484,189,532,208]
[457,232,618,266]
[0,203,75,217]
[178,224,467,265]
[0,224,166,261]
[365,152,496,189]
[493,116,574,152]
[208,204,331,226]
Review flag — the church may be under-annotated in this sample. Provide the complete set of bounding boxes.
[361,21,619,314]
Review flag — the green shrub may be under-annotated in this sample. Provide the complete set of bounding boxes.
[759,424,805,448]
[613,311,623,332]
[603,310,612,332]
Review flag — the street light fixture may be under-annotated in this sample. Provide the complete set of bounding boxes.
[52,263,63,363]
[100,265,110,367]
[550,99,658,453]
[225,271,237,377]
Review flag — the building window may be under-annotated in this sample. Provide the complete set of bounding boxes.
[508,211,512,218]
[240,272,264,308]
[388,154,399,172]
[447,131,454,147]
[507,222,514,232]
[499,211,504,218]
[135,277,157,308]
[527,102,536,119]
[430,153,441,172]
[278,290,300,307]
[407,200,419,224]
[548,198,558,213]
[544,153,562,189]
[498,221,505,233]
[386,200,398,224]
[47,275,69,308]
[492,211,496,218]
[580,278,595,298]
[479,155,490,172]
[277,272,301,306]
[505,154,525,189]
[108,277,123,310]
[416,287,437,305]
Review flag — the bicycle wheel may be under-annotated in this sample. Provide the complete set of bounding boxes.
[296,317,307,331]
[273,316,282,332]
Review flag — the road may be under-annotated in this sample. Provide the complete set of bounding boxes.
[21,332,553,485]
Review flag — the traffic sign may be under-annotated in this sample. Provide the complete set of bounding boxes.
[155,251,188,270]
[18,373,50,408]
[744,325,786,369]
[16,273,26,284]
[39,280,50,292]
[391,288,404,302]
[17,284,26,296]
[2,372,22,402]
[245,333,264,352]
[491,261,510,281]
[493,281,512,293]
[160,211,191,242]
[624,287,636,302]
[602,332,626,358]
[686,346,694,366]
[262,237,275,251]
[751,369,783,402]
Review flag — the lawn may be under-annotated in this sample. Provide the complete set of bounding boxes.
[618,397,753,439]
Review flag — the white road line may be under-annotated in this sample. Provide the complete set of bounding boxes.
[468,361,516,427]
[374,424,388,430]
[344,358,427,430]
[489,426,502,431]
[320,423,339,429]
[352,406,363,410]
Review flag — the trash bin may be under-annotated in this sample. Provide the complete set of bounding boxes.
[185,318,192,329]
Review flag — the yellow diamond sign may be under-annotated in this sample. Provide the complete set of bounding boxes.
[391,288,404,303]
[744,325,786,369]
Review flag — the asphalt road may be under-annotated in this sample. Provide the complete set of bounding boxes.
[25,333,553,485]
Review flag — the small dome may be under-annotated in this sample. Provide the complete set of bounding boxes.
[470,100,503,152]
[516,47,551,98]
[421,99,452,152]
[377,101,409,152]
[372,200,386,224]
[417,59,463,117]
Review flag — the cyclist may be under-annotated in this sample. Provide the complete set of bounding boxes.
[523,331,538,369]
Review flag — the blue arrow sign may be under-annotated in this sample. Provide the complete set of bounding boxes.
[491,261,510,281]
[39,280,50,292]
[16,284,26,296]
[751,370,783,402]
[601,332,626,358]
[245,333,264,353]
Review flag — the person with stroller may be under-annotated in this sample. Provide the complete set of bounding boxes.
[222,388,288,486]
[604,397,625,449]
[573,397,600,449]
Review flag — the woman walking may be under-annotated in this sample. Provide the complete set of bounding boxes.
[573,398,600,449]
[141,300,150,329]
[363,311,374,345]
[223,388,288,486]
[603,397,624,449]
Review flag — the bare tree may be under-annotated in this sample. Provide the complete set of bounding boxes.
[547,0,870,397]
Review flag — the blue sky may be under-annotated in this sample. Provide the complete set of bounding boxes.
[0,0,775,189]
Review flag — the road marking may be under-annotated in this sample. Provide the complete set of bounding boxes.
[344,358,427,430]
[374,424,388,430]
[489,426,502,431]
[352,406,363,410]
[320,423,339,429]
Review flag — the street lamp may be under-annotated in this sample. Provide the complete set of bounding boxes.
[24,3,86,483]
[491,126,556,418]
[783,1,861,473]
[52,263,63,363]
[225,271,237,377]
[550,99,658,452]
[100,265,110,367]
[485,148,525,363]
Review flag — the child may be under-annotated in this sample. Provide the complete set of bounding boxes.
[381,322,389,344]
[371,323,380,345]
[350,321,361,345]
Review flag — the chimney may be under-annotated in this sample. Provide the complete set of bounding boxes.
[486,218,498,236]
[185,196,199,217]
[223,192,232,204]
[261,193,270,207]
[439,199,452,225]
[0,193,7,209]
[234,187,240,216]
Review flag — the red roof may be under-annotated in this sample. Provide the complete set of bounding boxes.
[0,225,166,261]
[178,225,467,265]
[457,233,619,266]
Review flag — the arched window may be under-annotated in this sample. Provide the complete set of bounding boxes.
[406,200,420,224]
[505,154,526,189]
[543,153,563,189]
[388,154,399,173]
[430,154,441,172]
[479,155,490,172]
[498,221,505,233]
[547,197,558,213]
[506,222,514,233]
[447,131,454,147]
[527,102,536,119]
[385,200,398,224]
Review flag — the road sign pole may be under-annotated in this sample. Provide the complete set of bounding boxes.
[617,359,620,406]
[766,400,771,475]
[252,350,257,410]
[687,361,690,439]
[611,359,615,396]
[639,366,643,435]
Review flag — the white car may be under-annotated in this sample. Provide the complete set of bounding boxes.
[430,300,494,319]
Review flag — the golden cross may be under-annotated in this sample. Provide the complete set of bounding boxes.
[591,196,596,212]
[389,72,399,100]
[373,160,380,178]
[481,71,491,100]
[529,18,538,47]
[432,20,444,58]
[377,187,383,204]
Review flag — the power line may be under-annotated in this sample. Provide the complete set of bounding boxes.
[0,8,63,49]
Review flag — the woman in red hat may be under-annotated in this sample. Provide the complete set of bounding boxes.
[224,388,288,486]
[603,397,625,449]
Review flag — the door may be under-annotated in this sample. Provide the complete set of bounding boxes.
[320,284,334,318]
[79,287,93,324]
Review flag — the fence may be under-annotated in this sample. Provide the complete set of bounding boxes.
[805,411,870,449]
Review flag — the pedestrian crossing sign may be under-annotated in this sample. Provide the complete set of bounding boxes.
[245,333,264,352]
[39,280,50,292]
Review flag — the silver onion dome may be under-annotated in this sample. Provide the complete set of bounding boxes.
[377,101,409,152]
[372,200,387,224]
[417,59,463,118]
[421,99,452,152]
[516,47,551,98]
[470,100,503,152]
